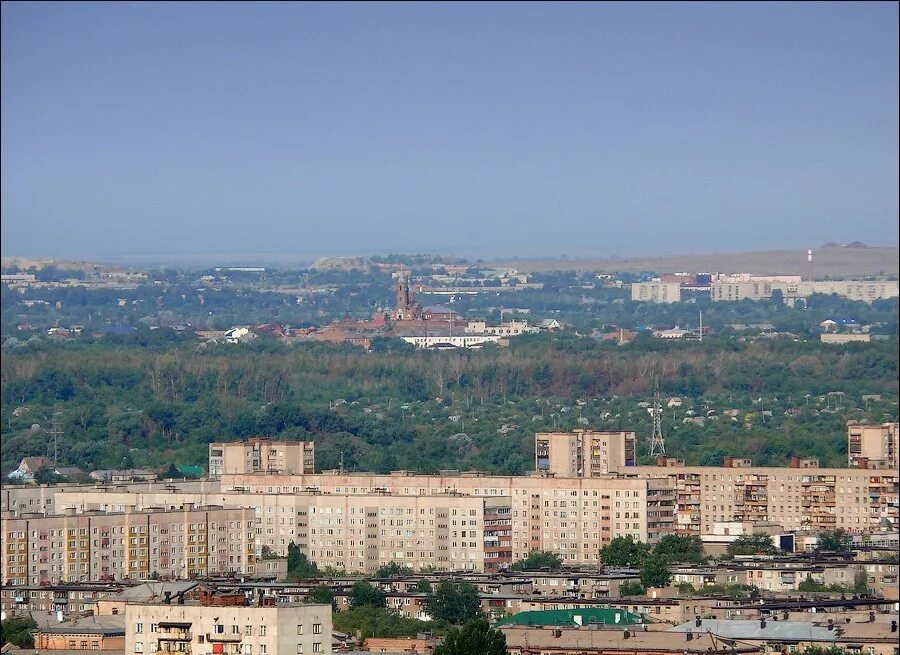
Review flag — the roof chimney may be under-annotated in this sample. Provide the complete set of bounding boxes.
[891,620,897,633]
[869,612,875,623]
[760,619,766,629]
[163,591,171,605]
[696,617,702,628]
[686,632,694,642]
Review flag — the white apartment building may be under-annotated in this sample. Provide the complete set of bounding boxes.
[125,599,331,655]
[631,282,682,303]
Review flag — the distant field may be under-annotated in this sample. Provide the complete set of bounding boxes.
[493,247,899,277]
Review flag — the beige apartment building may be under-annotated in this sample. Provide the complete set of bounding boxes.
[1,504,256,587]
[125,598,332,655]
[709,280,899,303]
[217,472,676,564]
[208,438,315,477]
[536,430,637,476]
[618,458,898,535]
[848,422,899,470]
[54,472,675,569]
[1,478,215,518]
[631,282,682,303]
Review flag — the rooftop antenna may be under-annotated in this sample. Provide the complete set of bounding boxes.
[806,249,813,283]
[648,381,666,458]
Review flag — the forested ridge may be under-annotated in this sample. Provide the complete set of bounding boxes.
[1,333,896,476]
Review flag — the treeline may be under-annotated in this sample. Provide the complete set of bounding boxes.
[1,335,897,475]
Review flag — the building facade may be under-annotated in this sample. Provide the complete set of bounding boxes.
[1,504,256,587]
[124,599,332,655]
[631,282,682,303]
[535,431,637,477]
[848,423,899,470]
[617,459,898,535]
[208,438,315,477]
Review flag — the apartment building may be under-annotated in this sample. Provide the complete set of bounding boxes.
[124,596,332,655]
[208,438,315,477]
[631,282,682,303]
[708,280,899,303]
[35,614,125,651]
[617,458,899,535]
[1,478,215,518]
[1,504,256,587]
[216,472,676,564]
[535,430,637,476]
[848,423,899,470]
[299,492,511,573]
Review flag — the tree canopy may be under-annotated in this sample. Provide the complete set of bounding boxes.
[424,582,482,624]
[433,618,508,655]
[376,561,414,578]
[639,554,672,589]
[600,536,650,567]
[349,581,387,609]
[1,616,37,649]
[726,533,778,556]
[509,550,563,571]
[816,529,852,552]
[286,542,320,580]
[652,534,707,564]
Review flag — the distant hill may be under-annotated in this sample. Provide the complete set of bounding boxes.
[492,247,899,277]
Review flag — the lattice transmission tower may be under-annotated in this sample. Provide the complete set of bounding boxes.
[648,381,666,458]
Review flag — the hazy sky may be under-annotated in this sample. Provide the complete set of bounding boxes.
[2,2,898,260]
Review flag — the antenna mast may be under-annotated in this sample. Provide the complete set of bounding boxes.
[648,381,666,458]
[48,411,61,464]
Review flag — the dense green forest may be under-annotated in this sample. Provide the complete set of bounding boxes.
[1,333,896,475]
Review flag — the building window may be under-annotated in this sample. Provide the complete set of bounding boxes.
[135,622,143,633]
[312,623,322,635]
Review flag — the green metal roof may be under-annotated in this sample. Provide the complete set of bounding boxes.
[495,607,644,628]
[175,464,204,476]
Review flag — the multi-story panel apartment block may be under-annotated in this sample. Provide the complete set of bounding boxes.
[708,280,899,304]
[299,493,510,573]
[848,422,899,470]
[1,505,256,587]
[124,597,332,655]
[208,438,315,477]
[617,459,898,535]
[215,472,675,563]
[1,479,214,518]
[55,473,675,568]
[631,282,682,303]
[535,431,636,476]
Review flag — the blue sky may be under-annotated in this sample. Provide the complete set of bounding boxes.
[1,1,898,260]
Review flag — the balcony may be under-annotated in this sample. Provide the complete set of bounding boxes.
[207,632,243,642]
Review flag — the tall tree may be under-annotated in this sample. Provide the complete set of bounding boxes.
[816,529,851,552]
[640,554,672,589]
[286,542,320,580]
[424,582,482,624]
[349,580,387,609]
[652,534,707,564]
[600,536,650,567]
[433,618,508,655]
